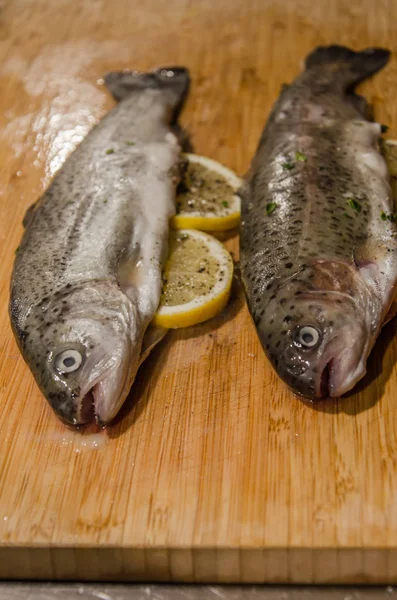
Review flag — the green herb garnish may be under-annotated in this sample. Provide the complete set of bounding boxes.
[381,124,389,134]
[15,246,19,254]
[106,148,114,155]
[266,202,277,215]
[295,151,307,162]
[346,198,361,213]
[222,200,229,208]
[103,198,108,204]
[126,141,135,146]
[380,211,396,222]
[282,162,294,170]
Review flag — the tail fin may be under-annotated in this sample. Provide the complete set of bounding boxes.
[305,45,390,88]
[104,66,190,118]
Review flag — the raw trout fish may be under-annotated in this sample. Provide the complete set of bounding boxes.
[240,45,397,399]
[10,67,190,425]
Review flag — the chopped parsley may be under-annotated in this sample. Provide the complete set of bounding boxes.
[266,202,277,215]
[295,151,307,162]
[222,200,229,208]
[282,162,294,170]
[381,124,389,134]
[103,198,108,204]
[346,198,361,213]
[106,148,114,155]
[381,211,396,222]
[126,141,135,146]
[15,246,19,254]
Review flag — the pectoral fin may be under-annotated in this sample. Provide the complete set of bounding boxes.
[139,326,168,366]
[353,238,390,270]
[354,238,397,320]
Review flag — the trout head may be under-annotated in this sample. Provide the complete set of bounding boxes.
[17,281,140,425]
[255,261,382,399]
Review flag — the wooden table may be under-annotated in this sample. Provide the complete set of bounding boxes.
[1,0,397,584]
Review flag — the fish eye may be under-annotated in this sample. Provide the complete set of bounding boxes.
[294,326,321,349]
[54,349,83,374]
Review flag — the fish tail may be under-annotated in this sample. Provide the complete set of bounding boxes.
[304,45,390,88]
[104,66,190,118]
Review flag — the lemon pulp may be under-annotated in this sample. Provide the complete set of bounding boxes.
[171,153,241,232]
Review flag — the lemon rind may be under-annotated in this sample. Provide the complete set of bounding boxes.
[171,212,241,232]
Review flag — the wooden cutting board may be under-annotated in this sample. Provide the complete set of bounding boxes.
[1,0,397,584]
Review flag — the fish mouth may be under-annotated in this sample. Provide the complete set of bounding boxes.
[75,363,133,426]
[317,359,334,398]
[79,387,97,424]
[315,349,368,399]
[77,380,118,426]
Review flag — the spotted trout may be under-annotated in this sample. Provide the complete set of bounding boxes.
[10,66,190,425]
[240,45,397,399]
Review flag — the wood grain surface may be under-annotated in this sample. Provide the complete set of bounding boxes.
[1,0,397,584]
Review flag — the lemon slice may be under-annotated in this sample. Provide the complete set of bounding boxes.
[171,153,242,232]
[153,229,234,329]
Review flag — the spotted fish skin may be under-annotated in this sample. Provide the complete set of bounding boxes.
[10,67,190,425]
[240,45,397,399]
